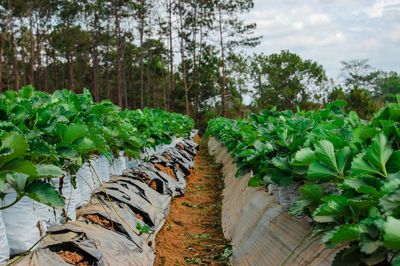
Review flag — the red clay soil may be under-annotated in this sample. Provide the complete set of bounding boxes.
[85,214,114,230]
[57,250,89,266]
[154,163,177,180]
[155,137,231,265]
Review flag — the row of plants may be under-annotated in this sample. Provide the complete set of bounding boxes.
[0,86,194,211]
[206,98,400,265]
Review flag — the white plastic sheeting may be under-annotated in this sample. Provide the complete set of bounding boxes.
[208,137,342,266]
[7,132,199,266]
[2,192,42,255]
[58,172,79,221]
[0,208,10,265]
[0,137,190,259]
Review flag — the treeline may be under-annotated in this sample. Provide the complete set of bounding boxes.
[0,0,259,119]
[246,52,400,119]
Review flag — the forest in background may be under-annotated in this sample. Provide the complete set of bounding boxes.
[0,0,399,130]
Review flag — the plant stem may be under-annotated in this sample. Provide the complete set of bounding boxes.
[6,232,50,266]
[88,160,141,235]
[279,227,313,266]
[0,195,23,210]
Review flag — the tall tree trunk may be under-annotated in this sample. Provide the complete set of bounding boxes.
[167,0,175,111]
[146,45,151,107]
[105,25,111,100]
[121,36,128,109]
[29,2,35,85]
[139,10,144,109]
[36,23,42,90]
[192,2,198,119]
[152,69,156,108]
[53,52,58,91]
[195,6,204,123]
[161,59,167,110]
[91,13,100,102]
[11,16,19,91]
[130,64,136,109]
[114,1,122,107]
[21,45,27,86]
[0,0,11,92]
[67,48,73,91]
[218,6,227,118]
[44,51,49,92]
[178,0,189,115]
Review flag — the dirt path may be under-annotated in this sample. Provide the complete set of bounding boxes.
[155,137,231,265]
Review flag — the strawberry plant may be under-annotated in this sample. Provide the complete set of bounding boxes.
[0,86,194,210]
[206,98,400,264]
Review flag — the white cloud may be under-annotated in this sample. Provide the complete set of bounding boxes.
[365,0,400,18]
[308,14,331,25]
[243,0,400,79]
[292,21,304,30]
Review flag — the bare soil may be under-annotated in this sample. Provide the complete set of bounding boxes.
[57,250,89,266]
[154,163,177,180]
[155,137,230,265]
[85,214,114,230]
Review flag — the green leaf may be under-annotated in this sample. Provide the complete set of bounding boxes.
[307,162,338,182]
[332,247,362,266]
[336,146,352,176]
[351,156,382,177]
[6,173,29,192]
[349,111,360,126]
[392,253,400,266]
[343,178,380,197]
[365,133,392,177]
[271,157,291,171]
[383,217,400,249]
[299,184,325,201]
[253,140,265,152]
[387,150,400,173]
[314,140,339,172]
[1,159,37,176]
[19,85,35,99]
[382,172,400,194]
[238,149,253,158]
[292,148,316,166]
[74,137,96,154]
[330,100,348,107]
[352,127,376,144]
[359,240,382,254]
[348,199,376,217]
[62,123,88,145]
[248,176,262,187]
[313,195,348,223]
[322,224,363,244]
[271,169,293,186]
[379,189,400,217]
[0,133,29,168]
[289,198,313,215]
[25,181,65,208]
[36,164,63,178]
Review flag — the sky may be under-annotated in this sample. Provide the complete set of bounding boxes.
[244,0,400,82]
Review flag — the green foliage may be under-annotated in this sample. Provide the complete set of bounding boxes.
[206,97,400,265]
[0,86,194,210]
[328,86,378,119]
[250,50,327,112]
[136,222,150,235]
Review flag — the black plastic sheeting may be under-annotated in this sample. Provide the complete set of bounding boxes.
[11,133,198,266]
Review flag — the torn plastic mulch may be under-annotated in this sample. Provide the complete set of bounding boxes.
[9,132,199,266]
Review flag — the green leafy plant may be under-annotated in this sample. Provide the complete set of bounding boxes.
[0,86,194,210]
[206,98,400,265]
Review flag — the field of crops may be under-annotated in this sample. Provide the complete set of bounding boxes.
[206,99,400,265]
[0,86,194,210]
